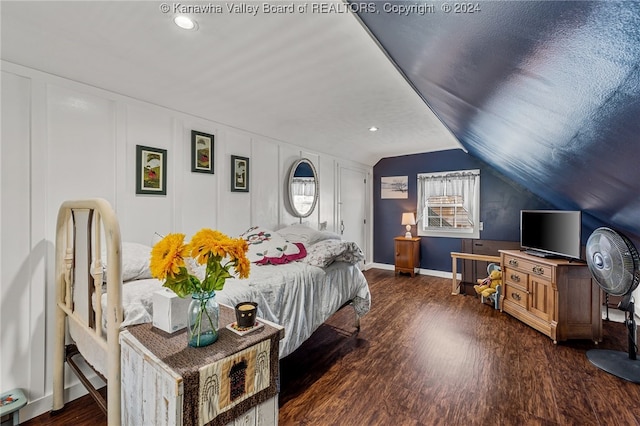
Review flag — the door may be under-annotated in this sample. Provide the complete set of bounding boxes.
[529,276,552,322]
[339,165,367,267]
[395,239,412,270]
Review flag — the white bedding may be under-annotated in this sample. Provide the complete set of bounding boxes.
[219,260,370,358]
[79,259,370,372]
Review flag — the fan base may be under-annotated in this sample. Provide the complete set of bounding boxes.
[587,349,640,384]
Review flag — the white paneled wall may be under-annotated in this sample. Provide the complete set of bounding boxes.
[1,71,44,404]
[250,138,281,231]
[46,84,118,219]
[319,156,337,231]
[219,129,252,237]
[120,105,177,244]
[0,61,372,421]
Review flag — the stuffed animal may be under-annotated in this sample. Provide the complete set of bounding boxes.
[474,269,502,298]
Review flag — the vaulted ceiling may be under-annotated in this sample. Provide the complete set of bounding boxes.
[353,1,640,242]
[3,1,640,242]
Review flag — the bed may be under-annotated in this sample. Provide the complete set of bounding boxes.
[52,199,371,425]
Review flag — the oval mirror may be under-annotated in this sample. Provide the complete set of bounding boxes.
[288,158,318,218]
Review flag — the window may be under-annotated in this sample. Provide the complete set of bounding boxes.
[416,169,480,238]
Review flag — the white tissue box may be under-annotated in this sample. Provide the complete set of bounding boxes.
[152,288,192,333]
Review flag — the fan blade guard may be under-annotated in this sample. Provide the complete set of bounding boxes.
[586,227,640,296]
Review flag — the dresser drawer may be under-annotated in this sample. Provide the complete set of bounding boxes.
[504,267,528,287]
[503,254,552,281]
[528,262,552,281]
[504,283,529,309]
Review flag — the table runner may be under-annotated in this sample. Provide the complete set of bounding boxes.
[127,304,283,426]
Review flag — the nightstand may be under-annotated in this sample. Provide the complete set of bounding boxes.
[394,237,421,277]
[120,304,283,425]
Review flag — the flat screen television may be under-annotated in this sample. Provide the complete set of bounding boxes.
[520,210,582,260]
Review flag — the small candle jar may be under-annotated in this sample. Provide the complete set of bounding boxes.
[235,302,258,328]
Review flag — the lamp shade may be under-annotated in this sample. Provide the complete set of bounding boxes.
[401,212,416,226]
[401,212,416,238]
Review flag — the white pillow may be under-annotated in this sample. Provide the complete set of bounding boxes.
[103,242,153,282]
[240,226,305,265]
[276,224,341,246]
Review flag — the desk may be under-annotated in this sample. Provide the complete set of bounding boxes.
[120,304,284,426]
[450,252,501,295]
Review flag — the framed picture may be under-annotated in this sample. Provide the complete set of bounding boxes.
[231,155,249,192]
[136,145,167,195]
[191,130,215,174]
[381,176,408,199]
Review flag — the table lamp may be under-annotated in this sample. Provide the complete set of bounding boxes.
[402,212,416,238]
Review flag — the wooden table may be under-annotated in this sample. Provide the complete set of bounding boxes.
[120,304,284,426]
[450,251,501,295]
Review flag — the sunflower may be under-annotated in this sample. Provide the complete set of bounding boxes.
[149,233,187,280]
[188,229,229,264]
[234,254,251,279]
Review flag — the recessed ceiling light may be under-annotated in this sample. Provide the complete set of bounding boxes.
[174,15,197,30]
[369,126,379,132]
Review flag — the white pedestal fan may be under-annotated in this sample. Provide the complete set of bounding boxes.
[585,227,640,383]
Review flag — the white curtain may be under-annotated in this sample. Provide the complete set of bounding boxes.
[292,177,316,214]
[417,170,480,230]
[291,177,315,197]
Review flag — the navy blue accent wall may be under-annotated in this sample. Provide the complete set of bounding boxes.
[373,149,555,272]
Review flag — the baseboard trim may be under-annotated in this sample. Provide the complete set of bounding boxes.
[368,263,456,279]
[20,376,104,422]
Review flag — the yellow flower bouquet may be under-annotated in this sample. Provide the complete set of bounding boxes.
[150,228,250,296]
[150,228,250,346]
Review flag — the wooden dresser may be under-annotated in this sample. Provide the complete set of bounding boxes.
[395,237,420,277]
[499,250,602,343]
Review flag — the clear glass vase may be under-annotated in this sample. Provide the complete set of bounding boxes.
[187,291,219,347]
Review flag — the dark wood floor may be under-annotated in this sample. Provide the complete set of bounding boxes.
[24,268,640,425]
